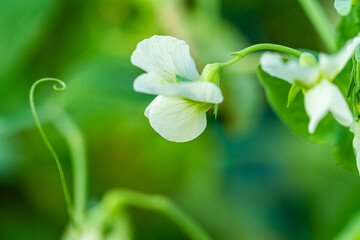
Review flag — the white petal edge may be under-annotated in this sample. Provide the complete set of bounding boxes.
[145,98,156,118]
[260,52,319,86]
[328,83,353,126]
[134,72,223,104]
[305,80,353,133]
[131,35,200,82]
[319,34,360,80]
[334,0,352,16]
[350,122,360,174]
[134,72,170,95]
[163,81,223,104]
[148,96,209,142]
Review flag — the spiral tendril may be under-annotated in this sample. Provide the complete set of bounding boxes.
[29,78,76,226]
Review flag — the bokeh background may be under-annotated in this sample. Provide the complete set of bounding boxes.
[1,0,359,239]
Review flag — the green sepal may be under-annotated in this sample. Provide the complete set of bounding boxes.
[287,83,301,107]
[346,56,356,98]
[347,56,360,116]
[214,104,218,118]
[176,75,192,82]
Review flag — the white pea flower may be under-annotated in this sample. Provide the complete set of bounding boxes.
[131,35,223,142]
[334,0,352,16]
[260,35,360,134]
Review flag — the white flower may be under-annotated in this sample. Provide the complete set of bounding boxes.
[350,122,360,174]
[334,0,352,16]
[131,35,223,142]
[260,35,360,133]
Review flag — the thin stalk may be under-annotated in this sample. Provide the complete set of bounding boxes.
[105,190,212,240]
[221,43,302,68]
[53,110,87,225]
[29,78,76,226]
[298,0,337,53]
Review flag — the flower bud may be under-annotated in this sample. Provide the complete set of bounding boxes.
[299,52,317,66]
[199,63,222,85]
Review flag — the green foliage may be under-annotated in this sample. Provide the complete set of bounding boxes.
[4,0,360,239]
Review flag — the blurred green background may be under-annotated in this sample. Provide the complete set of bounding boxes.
[1,0,359,239]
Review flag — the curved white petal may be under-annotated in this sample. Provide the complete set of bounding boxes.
[144,98,156,118]
[134,72,169,95]
[305,80,353,133]
[131,35,200,82]
[148,96,209,142]
[163,81,223,104]
[319,35,360,79]
[305,80,333,133]
[260,52,319,86]
[350,122,360,174]
[328,83,353,126]
[134,72,223,104]
[334,0,352,16]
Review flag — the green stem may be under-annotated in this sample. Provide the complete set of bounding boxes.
[221,43,302,68]
[29,78,76,226]
[53,110,87,226]
[297,0,337,53]
[104,190,212,240]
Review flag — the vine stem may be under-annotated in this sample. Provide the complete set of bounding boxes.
[297,0,337,53]
[53,110,87,226]
[220,43,302,68]
[104,190,212,240]
[29,78,76,226]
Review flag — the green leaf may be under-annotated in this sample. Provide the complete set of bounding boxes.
[257,65,345,145]
[176,75,193,82]
[0,0,59,82]
[333,128,356,172]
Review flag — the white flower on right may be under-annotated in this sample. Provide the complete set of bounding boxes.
[131,35,223,142]
[334,0,352,16]
[261,35,360,133]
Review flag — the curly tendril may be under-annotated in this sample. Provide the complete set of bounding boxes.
[29,78,76,226]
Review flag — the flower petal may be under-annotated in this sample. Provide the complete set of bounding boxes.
[350,122,360,174]
[319,34,360,80]
[134,72,169,95]
[328,84,353,127]
[164,81,223,104]
[144,98,156,118]
[305,80,334,133]
[305,80,352,133]
[131,35,200,82]
[148,96,209,142]
[134,72,223,104]
[334,0,352,16]
[260,52,319,86]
